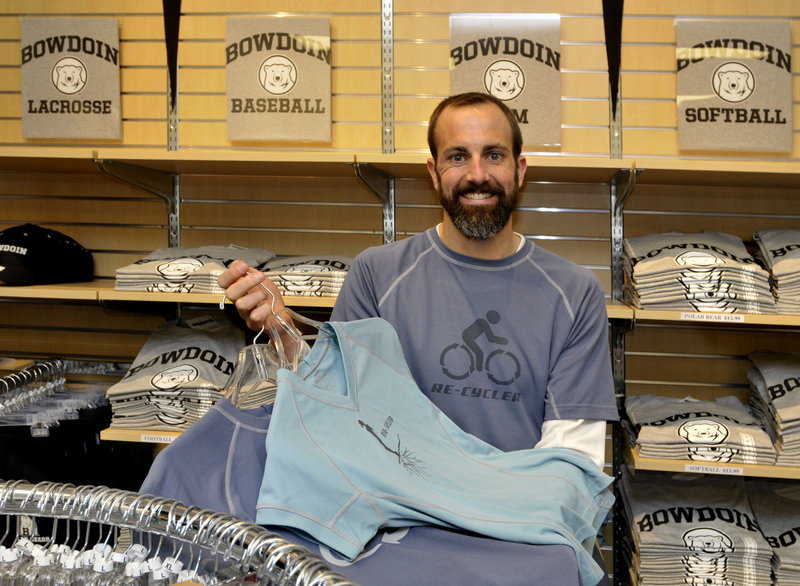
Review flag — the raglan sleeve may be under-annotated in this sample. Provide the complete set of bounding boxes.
[544,275,619,423]
[330,251,381,322]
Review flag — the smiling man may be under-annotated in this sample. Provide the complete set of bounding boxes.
[217,92,618,585]
[427,92,526,256]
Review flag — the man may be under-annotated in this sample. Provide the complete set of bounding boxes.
[217,92,618,584]
[220,92,618,460]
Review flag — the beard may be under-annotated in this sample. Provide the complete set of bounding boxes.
[438,173,520,241]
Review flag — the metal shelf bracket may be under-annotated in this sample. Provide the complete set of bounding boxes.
[94,158,180,247]
[353,162,395,244]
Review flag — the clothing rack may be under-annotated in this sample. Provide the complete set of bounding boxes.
[0,480,356,585]
[0,359,109,437]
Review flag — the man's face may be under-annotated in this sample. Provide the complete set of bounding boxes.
[427,102,526,240]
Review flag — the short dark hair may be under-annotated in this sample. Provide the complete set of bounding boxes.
[427,92,523,162]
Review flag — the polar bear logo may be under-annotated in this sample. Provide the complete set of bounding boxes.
[51,57,87,95]
[678,419,729,445]
[259,55,297,95]
[483,60,525,101]
[713,62,755,103]
[151,365,198,391]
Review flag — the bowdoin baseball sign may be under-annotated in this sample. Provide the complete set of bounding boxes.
[226,17,331,142]
[20,17,121,139]
[676,18,792,153]
[450,14,561,147]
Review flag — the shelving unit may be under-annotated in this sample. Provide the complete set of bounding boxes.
[624,435,800,480]
[0,279,337,308]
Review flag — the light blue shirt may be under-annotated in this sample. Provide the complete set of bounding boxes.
[256,318,614,585]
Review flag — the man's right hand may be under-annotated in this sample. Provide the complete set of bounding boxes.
[218,260,287,332]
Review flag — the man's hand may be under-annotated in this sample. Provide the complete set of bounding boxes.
[218,260,287,332]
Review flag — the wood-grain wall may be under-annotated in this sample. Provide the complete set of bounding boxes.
[1,3,799,580]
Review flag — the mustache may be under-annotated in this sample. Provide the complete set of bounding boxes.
[453,181,506,199]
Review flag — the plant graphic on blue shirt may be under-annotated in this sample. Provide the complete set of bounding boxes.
[359,419,431,480]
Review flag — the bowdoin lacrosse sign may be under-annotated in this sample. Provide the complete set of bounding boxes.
[676,18,792,153]
[449,14,561,147]
[226,17,332,142]
[20,17,121,140]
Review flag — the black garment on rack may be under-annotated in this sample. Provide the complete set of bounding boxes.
[0,404,152,490]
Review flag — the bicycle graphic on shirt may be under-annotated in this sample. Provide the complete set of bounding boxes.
[439,310,521,386]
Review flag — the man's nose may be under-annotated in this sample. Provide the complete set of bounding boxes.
[465,156,488,184]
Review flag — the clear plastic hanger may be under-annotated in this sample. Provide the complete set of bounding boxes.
[0,361,108,437]
[219,273,325,409]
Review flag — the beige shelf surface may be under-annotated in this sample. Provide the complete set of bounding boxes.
[606,300,634,320]
[358,152,638,184]
[1,147,643,184]
[632,308,800,327]
[5,148,800,191]
[93,148,360,177]
[0,281,104,301]
[625,435,800,480]
[100,428,181,444]
[0,280,336,308]
[0,282,633,316]
[633,157,800,188]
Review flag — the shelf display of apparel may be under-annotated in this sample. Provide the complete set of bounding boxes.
[747,350,800,466]
[114,245,274,294]
[754,228,800,314]
[622,231,775,313]
[141,320,606,586]
[106,315,245,431]
[745,477,800,585]
[624,394,777,465]
[257,255,352,297]
[618,466,773,586]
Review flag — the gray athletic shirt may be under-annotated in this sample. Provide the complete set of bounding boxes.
[331,227,619,452]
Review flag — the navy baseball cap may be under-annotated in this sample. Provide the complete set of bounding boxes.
[0,224,94,286]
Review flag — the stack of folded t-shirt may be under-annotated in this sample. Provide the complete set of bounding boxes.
[257,255,352,297]
[747,350,800,466]
[115,245,274,294]
[619,465,773,586]
[106,315,245,431]
[622,231,775,313]
[625,394,777,465]
[746,477,800,586]
[754,228,800,314]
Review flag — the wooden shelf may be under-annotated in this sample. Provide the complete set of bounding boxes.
[357,152,637,184]
[631,308,800,327]
[100,427,181,444]
[0,280,337,308]
[3,148,800,191]
[0,281,104,301]
[633,157,800,189]
[624,435,800,480]
[607,300,634,320]
[0,147,641,184]
[93,148,360,177]
[0,282,633,316]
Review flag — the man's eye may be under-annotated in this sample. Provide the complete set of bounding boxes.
[488,152,502,161]
[450,154,465,163]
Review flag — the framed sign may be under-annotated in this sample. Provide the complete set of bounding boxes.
[676,18,792,153]
[226,17,332,142]
[21,17,121,140]
[450,14,561,147]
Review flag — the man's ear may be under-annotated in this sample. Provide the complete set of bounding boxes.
[517,155,528,188]
[426,157,439,190]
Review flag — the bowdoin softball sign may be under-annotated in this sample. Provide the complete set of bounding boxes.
[450,14,561,147]
[676,18,792,153]
[226,17,331,142]
[20,17,121,140]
